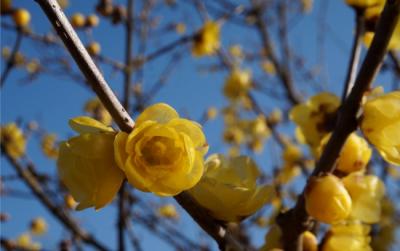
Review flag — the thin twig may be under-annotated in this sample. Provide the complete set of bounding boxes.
[1,29,23,87]
[341,8,365,101]
[1,147,109,251]
[277,1,400,250]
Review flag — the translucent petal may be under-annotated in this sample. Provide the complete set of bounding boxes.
[114,131,129,171]
[168,118,207,153]
[136,103,179,126]
[69,116,113,134]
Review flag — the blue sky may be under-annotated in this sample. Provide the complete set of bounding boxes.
[1,0,398,250]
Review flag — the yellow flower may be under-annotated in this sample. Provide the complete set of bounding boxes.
[114,103,208,196]
[57,117,124,210]
[290,93,339,152]
[0,123,26,159]
[223,69,252,100]
[157,203,179,219]
[84,98,113,126]
[322,222,372,251]
[175,23,186,34]
[188,154,275,222]
[41,133,59,159]
[30,217,48,236]
[361,90,400,165]
[305,174,352,224]
[229,44,244,58]
[192,21,220,57]
[13,8,31,27]
[343,173,385,223]
[16,233,41,251]
[318,133,371,174]
[261,60,276,75]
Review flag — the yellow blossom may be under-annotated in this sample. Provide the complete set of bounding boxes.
[16,233,41,251]
[157,203,179,219]
[188,154,275,222]
[64,194,78,209]
[57,117,124,210]
[261,60,276,75]
[1,123,26,159]
[192,21,220,57]
[361,90,400,165]
[13,9,31,27]
[223,69,252,100]
[343,173,385,223]
[206,106,218,120]
[41,133,59,159]
[229,44,244,58]
[290,93,340,152]
[318,133,371,173]
[84,98,113,126]
[30,217,48,236]
[114,103,208,196]
[322,222,372,251]
[305,174,352,224]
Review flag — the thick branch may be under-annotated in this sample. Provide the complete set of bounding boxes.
[277,1,400,250]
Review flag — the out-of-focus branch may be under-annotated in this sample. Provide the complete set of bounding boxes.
[1,146,109,251]
[35,0,135,132]
[251,0,303,105]
[0,29,23,87]
[34,0,248,250]
[277,1,400,250]
[341,9,365,101]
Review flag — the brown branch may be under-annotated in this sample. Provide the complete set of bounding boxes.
[277,1,400,250]
[1,146,109,251]
[341,9,365,101]
[34,0,247,250]
[35,0,135,132]
[0,29,23,87]
[251,1,303,105]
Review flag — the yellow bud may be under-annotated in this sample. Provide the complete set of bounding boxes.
[223,69,252,100]
[41,133,59,159]
[175,23,186,34]
[30,217,48,236]
[305,174,352,224]
[302,231,318,251]
[70,13,85,28]
[0,123,26,159]
[206,107,218,120]
[13,9,31,27]
[261,60,276,75]
[64,194,77,209]
[229,45,243,58]
[86,42,101,56]
[26,59,40,74]
[157,204,179,219]
[268,108,282,125]
[86,14,99,27]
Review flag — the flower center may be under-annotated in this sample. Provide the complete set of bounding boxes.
[142,136,181,166]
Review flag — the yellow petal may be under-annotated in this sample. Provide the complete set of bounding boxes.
[114,131,129,170]
[136,103,179,126]
[168,118,208,153]
[69,116,113,134]
[124,155,151,192]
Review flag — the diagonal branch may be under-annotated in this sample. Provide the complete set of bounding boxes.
[277,1,400,250]
[1,29,23,87]
[34,0,247,250]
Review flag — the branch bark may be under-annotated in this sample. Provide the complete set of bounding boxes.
[277,1,400,250]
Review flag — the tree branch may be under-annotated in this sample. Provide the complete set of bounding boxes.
[0,29,23,87]
[34,0,247,250]
[277,1,400,250]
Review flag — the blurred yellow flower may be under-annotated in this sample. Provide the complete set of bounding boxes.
[322,222,372,251]
[188,154,275,222]
[84,98,113,126]
[223,69,252,100]
[361,90,400,165]
[343,173,385,223]
[114,103,208,196]
[261,60,276,75]
[41,133,59,159]
[157,203,179,219]
[30,217,48,236]
[305,174,352,224]
[175,23,186,34]
[57,117,124,210]
[318,133,371,174]
[229,44,244,58]
[192,21,220,57]
[16,233,41,251]
[290,93,339,152]
[0,123,26,159]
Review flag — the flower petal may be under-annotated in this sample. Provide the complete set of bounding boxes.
[69,116,113,134]
[136,103,179,126]
[114,131,129,171]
